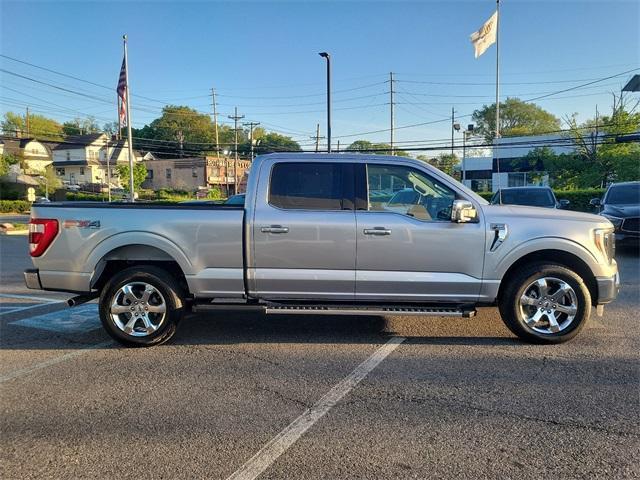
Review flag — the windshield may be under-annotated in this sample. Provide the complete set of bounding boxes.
[494,189,556,207]
[605,184,640,205]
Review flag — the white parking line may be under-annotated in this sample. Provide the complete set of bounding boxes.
[0,293,62,303]
[226,336,406,480]
[0,294,64,316]
[0,341,113,384]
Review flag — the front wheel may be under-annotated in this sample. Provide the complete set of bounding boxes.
[499,263,591,344]
[99,266,184,347]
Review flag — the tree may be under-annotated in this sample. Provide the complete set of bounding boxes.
[254,132,302,154]
[417,153,459,177]
[116,162,148,192]
[346,140,410,157]
[1,111,63,139]
[472,98,561,142]
[36,166,62,196]
[0,153,21,177]
[133,105,222,156]
[62,117,100,135]
[102,121,119,136]
[564,95,640,187]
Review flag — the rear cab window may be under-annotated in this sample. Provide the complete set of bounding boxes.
[269,162,353,210]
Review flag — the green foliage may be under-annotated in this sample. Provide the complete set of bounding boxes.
[207,187,222,200]
[0,153,21,176]
[66,192,108,201]
[417,153,459,177]
[0,200,30,213]
[478,191,493,201]
[346,140,409,157]
[254,132,302,154]
[116,162,148,192]
[472,98,561,142]
[62,117,100,135]
[36,166,62,196]
[1,111,63,139]
[133,105,223,155]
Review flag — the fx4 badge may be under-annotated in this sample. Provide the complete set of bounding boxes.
[63,220,101,229]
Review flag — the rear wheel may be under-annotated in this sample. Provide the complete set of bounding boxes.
[99,266,184,347]
[499,263,591,344]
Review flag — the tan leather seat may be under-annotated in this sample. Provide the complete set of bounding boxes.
[407,204,431,220]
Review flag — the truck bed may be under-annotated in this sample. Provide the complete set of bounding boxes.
[30,202,246,297]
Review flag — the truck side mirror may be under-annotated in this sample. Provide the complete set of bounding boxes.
[558,199,570,209]
[451,200,478,223]
[589,198,601,207]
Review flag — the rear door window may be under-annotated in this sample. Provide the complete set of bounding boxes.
[269,162,350,210]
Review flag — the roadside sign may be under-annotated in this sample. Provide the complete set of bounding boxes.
[27,187,36,202]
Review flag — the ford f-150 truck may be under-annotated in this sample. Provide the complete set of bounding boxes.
[25,153,619,346]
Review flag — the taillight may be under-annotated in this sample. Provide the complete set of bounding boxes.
[29,219,59,257]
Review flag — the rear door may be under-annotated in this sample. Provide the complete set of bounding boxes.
[250,160,356,300]
[355,161,486,303]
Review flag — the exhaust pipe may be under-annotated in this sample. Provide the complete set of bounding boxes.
[67,293,99,307]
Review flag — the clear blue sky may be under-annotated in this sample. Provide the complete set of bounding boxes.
[1,0,638,152]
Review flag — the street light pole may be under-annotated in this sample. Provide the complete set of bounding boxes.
[319,52,331,152]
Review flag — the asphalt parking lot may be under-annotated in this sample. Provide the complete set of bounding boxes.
[1,234,638,479]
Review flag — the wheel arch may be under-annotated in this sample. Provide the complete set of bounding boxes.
[89,235,192,294]
[497,249,598,306]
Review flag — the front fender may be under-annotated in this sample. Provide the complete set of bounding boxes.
[491,236,601,279]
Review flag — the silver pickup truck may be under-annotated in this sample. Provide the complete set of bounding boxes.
[25,153,619,346]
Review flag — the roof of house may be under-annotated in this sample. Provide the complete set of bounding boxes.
[53,133,106,150]
[0,137,52,157]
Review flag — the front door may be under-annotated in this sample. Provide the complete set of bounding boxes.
[355,162,485,303]
[251,160,356,300]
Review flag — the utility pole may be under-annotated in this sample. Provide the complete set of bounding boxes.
[451,107,455,156]
[228,107,244,195]
[105,136,112,202]
[311,123,325,153]
[25,107,30,137]
[390,72,395,155]
[211,88,220,160]
[243,121,260,160]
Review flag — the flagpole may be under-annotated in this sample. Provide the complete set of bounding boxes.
[123,34,135,202]
[495,0,502,202]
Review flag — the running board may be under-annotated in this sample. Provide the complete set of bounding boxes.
[264,305,476,318]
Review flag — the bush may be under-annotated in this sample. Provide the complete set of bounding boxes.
[0,200,30,213]
[66,192,109,202]
[0,182,25,200]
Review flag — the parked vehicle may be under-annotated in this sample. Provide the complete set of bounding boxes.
[224,193,246,206]
[491,186,570,209]
[25,153,619,347]
[591,181,640,244]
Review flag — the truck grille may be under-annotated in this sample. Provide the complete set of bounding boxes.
[622,217,640,232]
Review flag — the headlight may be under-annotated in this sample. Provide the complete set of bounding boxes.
[594,228,615,264]
[601,214,623,229]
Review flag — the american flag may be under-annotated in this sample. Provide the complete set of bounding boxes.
[117,57,127,127]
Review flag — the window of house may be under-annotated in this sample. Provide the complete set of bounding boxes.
[269,162,345,210]
[66,151,71,161]
[192,167,198,178]
[166,168,172,179]
[146,169,154,179]
[366,164,456,222]
[80,167,85,175]
[56,168,65,176]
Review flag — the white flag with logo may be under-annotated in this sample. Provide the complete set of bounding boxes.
[470,10,498,58]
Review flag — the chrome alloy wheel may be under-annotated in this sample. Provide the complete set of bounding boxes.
[110,282,167,337]
[519,277,578,334]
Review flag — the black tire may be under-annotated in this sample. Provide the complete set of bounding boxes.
[498,262,591,344]
[99,266,184,347]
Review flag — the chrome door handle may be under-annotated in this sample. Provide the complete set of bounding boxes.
[363,227,392,236]
[261,225,289,234]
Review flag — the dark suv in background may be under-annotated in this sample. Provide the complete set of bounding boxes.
[591,181,640,245]
[491,186,570,209]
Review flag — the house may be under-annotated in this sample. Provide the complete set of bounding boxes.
[52,133,143,186]
[0,137,53,174]
[142,155,251,195]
